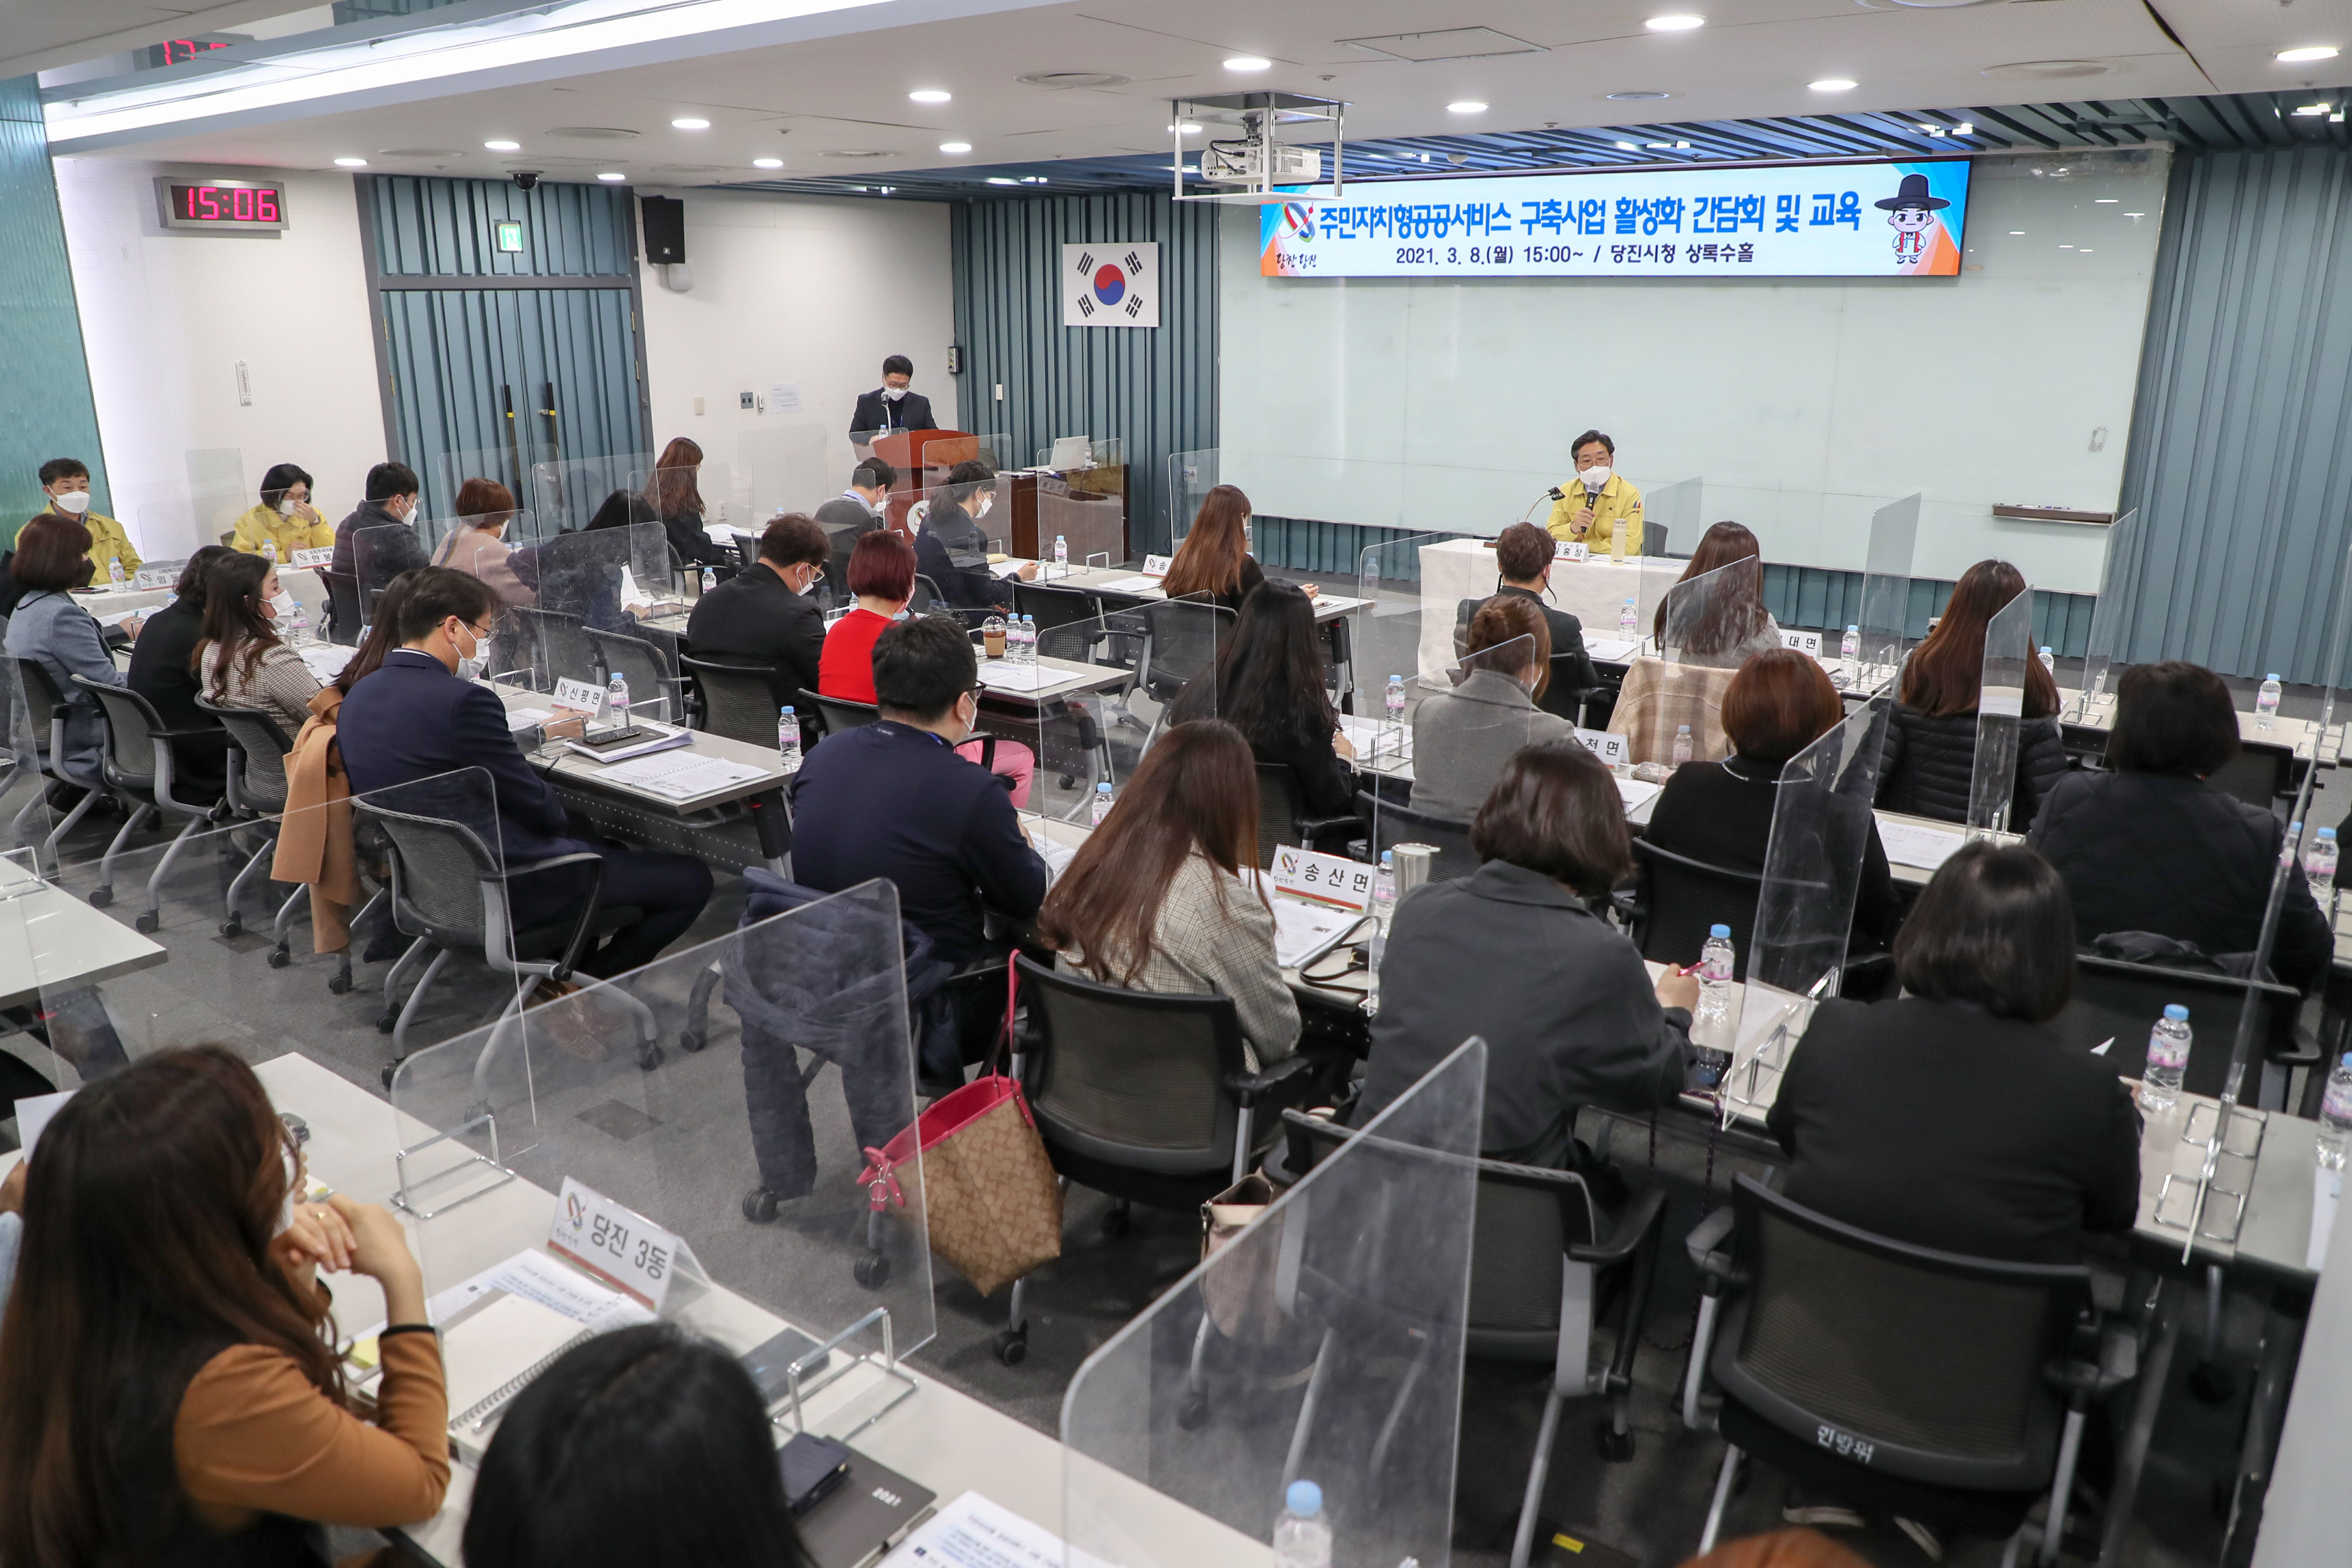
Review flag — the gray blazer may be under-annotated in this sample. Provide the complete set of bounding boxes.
[1357,860,1693,1167]
[1409,668,1578,821]
[5,589,125,784]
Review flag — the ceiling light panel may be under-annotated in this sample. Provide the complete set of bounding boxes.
[1341,27,1542,61]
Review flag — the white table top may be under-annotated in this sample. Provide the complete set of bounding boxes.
[2062,689,2342,764]
[0,859,169,1010]
[1007,561,1361,623]
[970,652,1132,706]
[491,685,794,812]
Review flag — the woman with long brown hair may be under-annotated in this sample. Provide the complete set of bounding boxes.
[0,1046,449,1568]
[1167,579,1356,816]
[1037,719,1299,1065]
[195,550,323,797]
[1876,558,2066,827]
[1161,484,1263,609]
[1651,521,1780,667]
[589,435,731,568]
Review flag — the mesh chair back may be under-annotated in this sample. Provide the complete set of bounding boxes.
[13,658,66,749]
[584,627,676,720]
[197,698,295,813]
[75,677,163,793]
[520,607,599,688]
[1631,838,1761,977]
[1717,1175,2085,1488]
[911,574,948,615]
[320,571,363,646]
[1140,598,1234,703]
[734,535,760,572]
[1540,654,1586,722]
[1255,762,1310,870]
[801,688,879,739]
[1016,954,1245,1175]
[1362,792,1479,881]
[351,800,494,944]
[2054,956,2297,1094]
[1013,580,1099,634]
[1644,523,1671,558]
[682,656,783,745]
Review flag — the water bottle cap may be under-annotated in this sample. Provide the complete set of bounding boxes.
[1286,1480,1323,1517]
[1846,625,1858,632]
[1709,923,1730,938]
[2164,1004,2189,1021]
[1676,724,1691,733]
[2341,1053,2352,1069]
[1380,851,1394,865]
[780,705,795,716]
[2268,674,2280,681]
[2039,646,2053,654]
[1096,782,1111,793]
[2322,828,2337,840]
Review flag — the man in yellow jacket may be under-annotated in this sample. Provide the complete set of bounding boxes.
[1546,430,1643,556]
[230,461,337,559]
[34,458,142,581]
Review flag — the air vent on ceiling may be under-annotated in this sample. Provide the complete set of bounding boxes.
[546,127,640,140]
[822,149,900,159]
[1342,27,1543,62]
[1606,90,1672,101]
[1981,59,2113,79]
[1016,71,1133,89]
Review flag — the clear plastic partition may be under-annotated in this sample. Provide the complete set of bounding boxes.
[626,459,740,547]
[1373,633,1543,850]
[184,449,249,551]
[387,878,934,1445]
[1658,555,1766,669]
[132,557,189,593]
[1968,584,2034,836]
[433,445,544,525]
[985,606,1178,827]
[736,425,832,522]
[528,452,653,541]
[1853,493,1922,697]
[427,509,540,610]
[1642,475,1704,561]
[23,769,523,1075]
[1037,474,1125,577]
[352,521,434,626]
[1061,1038,1484,1568]
[1356,531,1471,704]
[2074,507,2141,720]
[910,481,1016,617]
[1168,448,1219,547]
[0,845,78,1096]
[523,523,684,722]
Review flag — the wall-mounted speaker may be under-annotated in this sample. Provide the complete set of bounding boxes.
[640,195,685,264]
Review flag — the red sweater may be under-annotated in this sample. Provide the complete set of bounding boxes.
[818,607,892,705]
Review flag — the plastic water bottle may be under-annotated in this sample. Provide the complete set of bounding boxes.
[263,538,278,565]
[2143,1004,2192,1112]
[1366,855,1397,1016]
[607,671,630,722]
[107,557,124,589]
[701,565,716,595]
[1090,781,1114,826]
[1384,673,1406,724]
[2318,1054,2352,1172]
[1273,1479,1333,1568]
[1619,597,1638,638]
[2258,674,2282,730]
[286,600,309,648]
[2038,645,2056,676]
[1018,615,1039,666]
[2308,825,2339,918]
[1840,624,1860,670]
[1697,924,1735,1034]
[776,706,801,770]
[1054,534,1068,572]
[1671,724,1694,766]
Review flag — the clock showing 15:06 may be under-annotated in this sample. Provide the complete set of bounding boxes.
[153,175,288,234]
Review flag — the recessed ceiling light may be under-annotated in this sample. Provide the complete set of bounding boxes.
[1954,123,1973,134]
[484,139,520,151]
[1646,13,1705,29]
[1447,100,1488,114]
[1224,55,1272,71]
[986,177,1017,185]
[1167,123,1204,133]
[2294,102,2332,116]
[1022,175,1049,184]
[1607,90,1671,100]
[597,171,627,181]
[2278,45,2340,62]
[2124,212,2145,216]
[1646,141,1672,149]
[671,117,710,130]
[2008,230,2025,234]
[2079,249,2092,253]
[1616,141,1639,150]
[333,156,367,167]
[752,157,783,169]
[2094,197,2118,202]
[940,141,972,153]
[909,89,951,104]
[2059,243,2073,249]
[1808,78,1857,92]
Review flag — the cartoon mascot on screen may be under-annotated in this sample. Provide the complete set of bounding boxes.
[1876,173,1952,271]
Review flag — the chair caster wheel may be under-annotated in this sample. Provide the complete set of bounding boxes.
[2188,1362,2235,1405]
[267,944,289,968]
[1058,775,1076,789]
[328,971,352,995]
[1104,1208,1131,1239]
[380,1061,398,1090]
[375,1012,397,1034]
[992,1327,1028,1366]
[88,886,113,908]
[743,1188,781,1223]
[1594,1421,1636,1463]
[134,911,159,934]
[855,1251,891,1289]
[1176,1392,1210,1430]
[220,917,242,939]
[637,1045,663,1072]
[678,1029,705,1053]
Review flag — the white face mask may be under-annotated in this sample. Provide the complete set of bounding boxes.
[268,591,296,619]
[974,494,993,519]
[277,495,299,516]
[452,622,486,682]
[1579,464,1612,491]
[881,385,908,401]
[52,489,91,515]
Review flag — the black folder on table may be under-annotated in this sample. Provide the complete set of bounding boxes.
[793,1447,936,1568]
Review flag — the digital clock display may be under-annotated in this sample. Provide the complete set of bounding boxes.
[155,177,289,234]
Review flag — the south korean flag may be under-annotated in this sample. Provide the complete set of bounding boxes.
[1062,242,1160,328]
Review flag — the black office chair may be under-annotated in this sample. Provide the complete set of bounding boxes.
[908,572,997,629]
[1686,1174,2134,1563]
[733,535,760,573]
[1643,523,1670,558]
[683,655,789,747]
[197,695,304,939]
[1012,579,1100,635]
[353,797,659,1081]
[1255,762,1359,867]
[584,626,677,724]
[1137,598,1236,717]
[1280,1110,1668,1568]
[1357,790,1478,881]
[1628,838,1762,976]
[798,687,880,741]
[319,570,363,646]
[9,659,103,871]
[72,675,224,930]
[516,606,600,689]
[1004,951,1317,1364]
[2052,953,2308,1106]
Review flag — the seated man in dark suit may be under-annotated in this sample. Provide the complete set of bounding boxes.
[124,545,233,797]
[849,354,939,443]
[684,512,829,712]
[1454,521,1598,723]
[339,566,713,981]
[813,460,892,598]
[914,460,1034,611]
[790,615,1046,1075]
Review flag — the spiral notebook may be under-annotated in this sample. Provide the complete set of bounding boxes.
[442,1292,594,1458]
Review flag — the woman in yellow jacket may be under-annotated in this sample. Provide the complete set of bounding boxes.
[230,463,337,559]
[34,457,141,580]
[1546,429,1643,556]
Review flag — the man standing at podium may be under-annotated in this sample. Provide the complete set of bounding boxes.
[1548,429,1643,555]
[850,354,939,446]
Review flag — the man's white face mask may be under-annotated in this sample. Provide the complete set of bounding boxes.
[52,490,92,515]
[882,386,909,402]
[1578,463,1612,492]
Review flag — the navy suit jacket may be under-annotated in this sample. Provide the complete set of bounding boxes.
[338,650,586,865]
[790,720,1045,965]
[850,389,937,437]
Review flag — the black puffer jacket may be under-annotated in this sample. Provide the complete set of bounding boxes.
[1874,703,2068,829]
[2028,769,2333,994]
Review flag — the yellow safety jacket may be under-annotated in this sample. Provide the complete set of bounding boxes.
[230,502,336,559]
[1546,473,1644,556]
